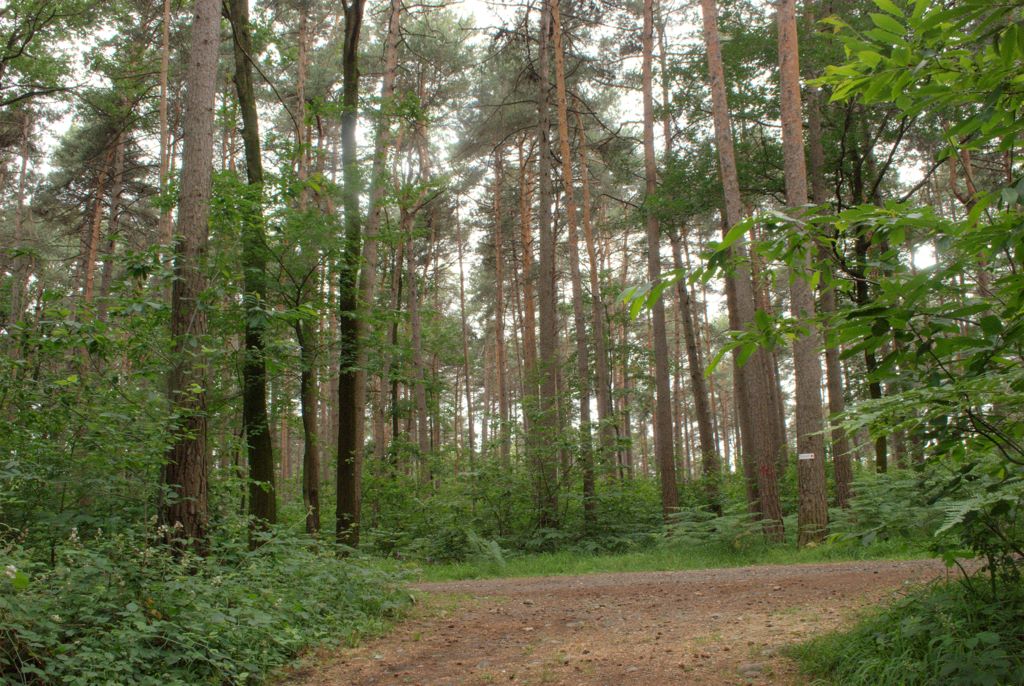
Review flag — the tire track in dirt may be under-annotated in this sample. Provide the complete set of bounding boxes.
[282,559,952,686]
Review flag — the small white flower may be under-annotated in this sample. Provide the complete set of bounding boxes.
[4,565,16,579]
[50,614,61,623]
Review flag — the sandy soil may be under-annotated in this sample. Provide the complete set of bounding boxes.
[281,558,952,686]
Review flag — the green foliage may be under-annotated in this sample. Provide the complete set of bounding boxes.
[418,522,926,582]
[362,460,666,562]
[0,0,97,109]
[408,525,506,568]
[820,0,1024,157]
[665,504,766,552]
[650,0,1024,597]
[0,307,170,546]
[792,578,1024,686]
[0,529,411,685]
[829,469,947,546]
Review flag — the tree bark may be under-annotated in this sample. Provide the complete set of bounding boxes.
[97,133,126,322]
[492,150,511,466]
[669,230,720,511]
[354,0,401,475]
[162,0,221,552]
[575,113,615,476]
[777,0,828,544]
[456,210,475,471]
[534,0,560,528]
[158,0,173,246]
[642,0,678,516]
[405,210,431,481]
[517,136,538,429]
[551,0,595,525]
[227,0,277,531]
[295,319,320,533]
[699,0,784,539]
[8,113,30,324]
[82,147,114,306]
[336,0,366,548]
[292,7,321,532]
[807,80,853,508]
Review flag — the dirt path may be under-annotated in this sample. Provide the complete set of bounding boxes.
[284,559,951,686]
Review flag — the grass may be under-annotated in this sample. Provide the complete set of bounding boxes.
[413,539,927,582]
[788,575,1024,685]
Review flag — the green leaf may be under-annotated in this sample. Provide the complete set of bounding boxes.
[910,0,928,22]
[721,218,753,249]
[870,12,905,37]
[754,309,771,330]
[979,315,1002,337]
[858,50,884,68]
[10,571,29,591]
[872,0,903,17]
[967,191,996,226]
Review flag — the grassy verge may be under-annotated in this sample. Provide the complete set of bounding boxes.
[789,575,1024,685]
[413,539,927,582]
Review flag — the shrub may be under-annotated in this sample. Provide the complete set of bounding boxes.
[0,528,411,685]
[665,504,766,552]
[792,576,1024,686]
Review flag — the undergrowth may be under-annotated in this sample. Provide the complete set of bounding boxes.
[790,576,1024,686]
[0,528,412,685]
[413,501,927,581]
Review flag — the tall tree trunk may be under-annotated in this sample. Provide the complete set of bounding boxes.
[517,136,538,426]
[699,0,785,539]
[292,1,319,535]
[158,0,173,246]
[725,272,759,511]
[807,78,852,508]
[777,0,828,544]
[669,230,720,511]
[354,0,401,471]
[325,266,339,482]
[405,211,431,482]
[295,4,309,202]
[848,110,887,472]
[533,0,560,528]
[642,0,678,516]
[492,150,511,466]
[98,133,127,322]
[690,240,731,471]
[388,243,405,466]
[9,113,30,324]
[551,0,595,525]
[228,0,277,528]
[457,210,475,471]
[617,226,634,477]
[509,239,527,447]
[82,147,114,306]
[162,0,221,552]
[575,113,615,475]
[336,0,366,548]
[295,320,320,533]
[412,116,434,480]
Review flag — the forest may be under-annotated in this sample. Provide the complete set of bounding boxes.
[1,0,1022,682]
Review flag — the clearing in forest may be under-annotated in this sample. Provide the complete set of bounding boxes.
[282,558,950,685]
